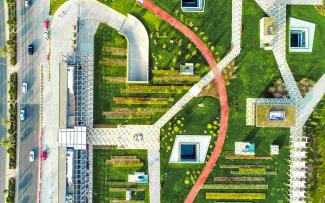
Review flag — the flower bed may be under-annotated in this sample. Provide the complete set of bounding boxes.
[224,155,272,160]
[238,167,266,173]
[220,165,270,169]
[120,85,191,94]
[104,47,127,56]
[214,177,266,182]
[202,184,268,190]
[231,170,277,176]
[152,70,179,75]
[206,192,265,200]
[100,59,127,66]
[111,162,144,168]
[102,76,126,83]
[113,97,174,105]
[152,75,201,84]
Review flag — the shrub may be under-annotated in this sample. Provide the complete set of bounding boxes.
[6,177,15,203]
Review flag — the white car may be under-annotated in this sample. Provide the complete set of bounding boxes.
[44,30,49,40]
[22,83,28,93]
[20,109,25,121]
[29,150,34,162]
[24,0,30,8]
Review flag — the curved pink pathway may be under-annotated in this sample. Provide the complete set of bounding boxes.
[141,0,229,202]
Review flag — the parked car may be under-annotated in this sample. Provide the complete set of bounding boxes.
[20,109,25,121]
[24,0,30,8]
[29,150,34,162]
[28,44,34,55]
[43,19,49,30]
[44,30,49,40]
[41,150,47,160]
[22,82,28,93]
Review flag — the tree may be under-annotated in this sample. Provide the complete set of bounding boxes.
[0,46,7,57]
[0,119,9,129]
[0,138,12,150]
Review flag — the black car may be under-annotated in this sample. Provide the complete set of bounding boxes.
[28,44,34,55]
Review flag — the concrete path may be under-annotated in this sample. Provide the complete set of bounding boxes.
[299,74,325,124]
[80,0,149,82]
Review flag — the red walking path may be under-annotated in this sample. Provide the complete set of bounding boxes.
[140,0,229,202]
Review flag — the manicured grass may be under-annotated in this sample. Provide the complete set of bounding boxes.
[50,0,68,15]
[305,97,325,202]
[93,148,149,202]
[160,0,290,202]
[287,6,325,81]
[93,24,194,125]
[160,96,220,202]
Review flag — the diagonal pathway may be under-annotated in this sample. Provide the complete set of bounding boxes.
[138,0,229,202]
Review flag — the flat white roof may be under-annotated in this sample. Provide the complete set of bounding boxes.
[59,126,87,150]
[67,66,74,94]
[66,150,74,185]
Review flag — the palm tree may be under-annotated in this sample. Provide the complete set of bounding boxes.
[0,46,8,57]
[0,119,10,129]
[0,138,11,150]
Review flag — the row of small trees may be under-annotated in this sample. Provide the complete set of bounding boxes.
[0,73,18,169]
[5,0,17,65]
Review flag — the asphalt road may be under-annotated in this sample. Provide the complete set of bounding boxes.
[16,0,49,202]
[0,0,8,202]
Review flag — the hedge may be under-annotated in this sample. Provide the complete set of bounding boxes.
[6,177,15,203]
[7,72,17,169]
[5,0,17,65]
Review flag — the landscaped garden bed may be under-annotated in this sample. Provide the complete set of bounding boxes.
[287,5,325,82]
[93,0,232,126]
[159,0,290,202]
[92,148,149,202]
[305,96,325,202]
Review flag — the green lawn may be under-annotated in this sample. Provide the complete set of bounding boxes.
[93,148,149,202]
[305,97,325,203]
[93,0,232,125]
[287,5,325,81]
[160,0,290,202]
[50,0,68,15]
[93,24,195,125]
[160,96,221,202]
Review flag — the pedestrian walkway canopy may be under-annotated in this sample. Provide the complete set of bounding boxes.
[59,126,87,150]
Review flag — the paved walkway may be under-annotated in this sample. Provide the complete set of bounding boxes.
[80,0,149,82]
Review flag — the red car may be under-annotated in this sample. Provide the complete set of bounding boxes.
[43,19,49,30]
[41,150,47,160]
